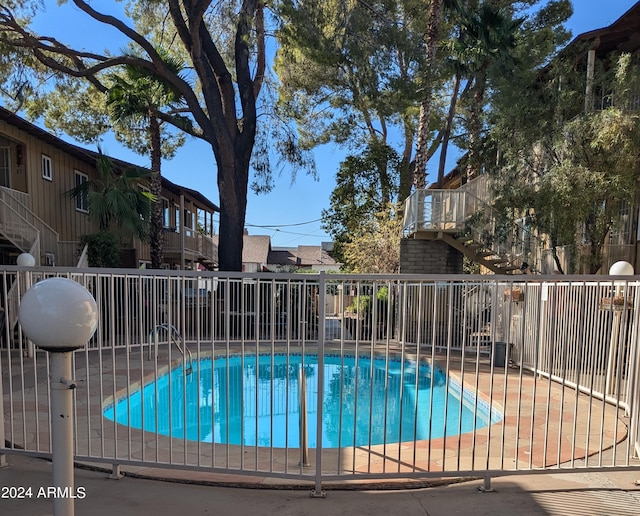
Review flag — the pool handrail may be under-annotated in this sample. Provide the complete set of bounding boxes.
[148,323,194,374]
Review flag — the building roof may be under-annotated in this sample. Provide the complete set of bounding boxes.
[269,245,339,267]
[243,235,271,264]
[211,234,272,265]
[562,2,640,59]
[296,245,338,266]
[0,106,219,213]
[268,249,296,266]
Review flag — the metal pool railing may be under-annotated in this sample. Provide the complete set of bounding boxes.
[1,267,640,494]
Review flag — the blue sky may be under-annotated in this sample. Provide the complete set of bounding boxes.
[30,0,639,247]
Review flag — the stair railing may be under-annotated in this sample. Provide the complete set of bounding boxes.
[0,195,40,255]
[76,243,89,268]
[0,187,59,262]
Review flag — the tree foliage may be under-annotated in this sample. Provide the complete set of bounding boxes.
[341,205,402,273]
[0,0,270,271]
[444,0,571,184]
[276,0,458,269]
[492,54,640,274]
[321,140,400,265]
[79,231,121,268]
[453,1,524,181]
[275,0,432,202]
[69,151,153,242]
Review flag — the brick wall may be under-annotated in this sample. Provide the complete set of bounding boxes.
[399,238,463,274]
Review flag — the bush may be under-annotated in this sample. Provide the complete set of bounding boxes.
[79,232,121,267]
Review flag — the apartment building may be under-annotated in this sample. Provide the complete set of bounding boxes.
[0,106,218,269]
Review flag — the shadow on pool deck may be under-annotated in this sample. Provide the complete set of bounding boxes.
[1,454,640,516]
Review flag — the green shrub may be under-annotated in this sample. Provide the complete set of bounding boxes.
[79,232,121,267]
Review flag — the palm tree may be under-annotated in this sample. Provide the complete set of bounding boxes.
[70,150,153,241]
[106,51,188,269]
[457,2,522,181]
[413,0,445,190]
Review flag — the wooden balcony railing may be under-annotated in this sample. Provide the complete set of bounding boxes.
[164,230,217,263]
[402,189,486,234]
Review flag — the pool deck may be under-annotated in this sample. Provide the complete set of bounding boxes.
[2,339,635,488]
[3,337,640,515]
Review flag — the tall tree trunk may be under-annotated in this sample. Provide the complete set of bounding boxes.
[549,233,565,274]
[149,114,164,269]
[437,72,463,188]
[398,117,414,203]
[216,144,250,272]
[466,66,488,182]
[413,0,444,190]
[209,0,262,272]
[377,153,391,206]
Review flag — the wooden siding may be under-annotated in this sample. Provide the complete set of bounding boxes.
[0,118,100,245]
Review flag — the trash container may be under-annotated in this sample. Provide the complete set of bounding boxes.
[493,341,507,367]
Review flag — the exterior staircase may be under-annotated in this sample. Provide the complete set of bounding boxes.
[439,233,521,274]
[402,175,542,274]
[0,186,60,333]
[0,186,59,266]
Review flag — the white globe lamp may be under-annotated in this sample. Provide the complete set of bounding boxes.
[19,277,98,352]
[16,252,36,267]
[18,277,98,516]
[609,261,634,276]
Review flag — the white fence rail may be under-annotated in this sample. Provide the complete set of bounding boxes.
[1,268,639,491]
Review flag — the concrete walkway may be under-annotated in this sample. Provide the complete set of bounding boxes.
[1,454,640,515]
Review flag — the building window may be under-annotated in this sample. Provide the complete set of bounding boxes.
[184,208,194,236]
[162,198,170,228]
[42,154,52,181]
[74,171,88,212]
[0,147,10,188]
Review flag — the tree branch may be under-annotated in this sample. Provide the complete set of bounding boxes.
[0,3,216,146]
[72,0,164,64]
[167,0,193,53]
[253,2,266,99]
[236,0,259,129]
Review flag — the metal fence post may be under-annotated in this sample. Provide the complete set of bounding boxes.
[627,282,640,456]
[0,341,6,469]
[0,270,9,467]
[311,272,326,498]
[298,365,309,467]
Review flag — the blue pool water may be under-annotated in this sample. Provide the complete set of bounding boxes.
[104,354,499,448]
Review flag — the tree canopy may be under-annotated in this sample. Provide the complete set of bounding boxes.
[1,0,620,276]
[275,0,428,202]
[490,53,640,273]
[0,0,269,271]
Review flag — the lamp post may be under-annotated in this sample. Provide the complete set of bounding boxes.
[16,252,36,357]
[606,261,634,395]
[18,278,98,516]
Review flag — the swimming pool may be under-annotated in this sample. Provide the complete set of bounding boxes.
[104,354,500,448]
